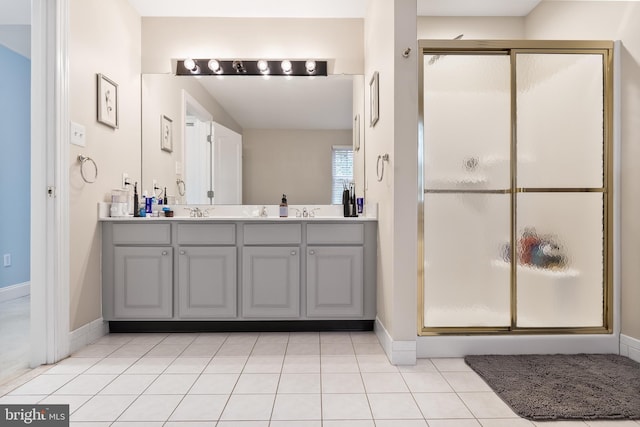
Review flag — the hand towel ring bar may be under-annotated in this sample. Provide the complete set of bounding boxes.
[376,154,389,182]
[78,154,98,183]
[176,179,186,196]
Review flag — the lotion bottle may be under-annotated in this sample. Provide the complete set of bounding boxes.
[279,194,288,217]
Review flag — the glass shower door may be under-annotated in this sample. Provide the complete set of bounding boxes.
[422,54,512,328]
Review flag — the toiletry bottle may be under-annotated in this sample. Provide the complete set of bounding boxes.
[163,187,168,205]
[133,182,140,217]
[343,187,350,217]
[279,194,288,217]
[144,190,152,214]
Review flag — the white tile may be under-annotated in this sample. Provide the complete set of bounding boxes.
[99,374,157,395]
[144,373,198,394]
[458,392,518,418]
[54,374,117,395]
[164,357,210,374]
[321,343,355,356]
[166,422,223,427]
[220,394,275,421]
[531,422,587,426]
[431,358,472,372]
[168,394,228,421]
[192,332,228,345]
[0,395,47,404]
[271,394,321,420]
[320,332,352,344]
[69,423,111,427]
[122,333,168,345]
[84,358,138,374]
[357,355,398,373]
[402,372,453,393]
[285,342,320,355]
[270,421,321,427]
[111,423,164,427]
[257,333,290,343]
[321,355,360,373]
[277,373,320,394]
[427,420,482,427]
[321,373,365,393]
[282,355,320,373]
[322,421,375,427]
[161,333,198,345]
[216,422,269,427]
[398,359,438,373]
[189,373,239,394]
[350,332,380,344]
[108,344,155,358]
[216,343,255,357]
[9,374,76,395]
[242,356,283,373]
[71,395,137,421]
[180,344,221,357]
[118,394,183,421]
[124,357,175,374]
[45,358,101,374]
[354,342,385,355]
[71,344,121,358]
[442,371,492,392]
[413,392,474,419]
[361,372,409,393]
[251,342,287,356]
[479,419,534,426]
[288,332,319,344]
[322,393,372,420]
[367,393,423,419]
[203,357,247,374]
[38,394,93,414]
[233,373,279,394]
[145,344,188,358]
[225,333,259,345]
[375,421,428,427]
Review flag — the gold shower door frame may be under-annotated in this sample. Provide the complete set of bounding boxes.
[417,40,614,336]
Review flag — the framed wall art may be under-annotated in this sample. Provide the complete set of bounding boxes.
[369,71,379,127]
[161,114,173,152]
[97,73,119,129]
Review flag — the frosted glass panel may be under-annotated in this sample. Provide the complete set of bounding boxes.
[424,193,511,327]
[424,55,511,190]
[516,193,604,328]
[517,54,604,188]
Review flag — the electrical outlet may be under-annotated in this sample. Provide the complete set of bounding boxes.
[3,254,11,267]
[122,172,129,189]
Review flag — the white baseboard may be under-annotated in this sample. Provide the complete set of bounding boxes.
[68,318,109,355]
[0,282,30,303]
[620,334,640,363]
[374,317,417,365]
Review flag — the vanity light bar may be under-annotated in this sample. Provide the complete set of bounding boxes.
[176,59,328,76]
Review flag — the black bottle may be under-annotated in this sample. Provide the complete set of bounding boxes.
[342,188,350,217]
[163,187,168,205]
[133,182,140,217]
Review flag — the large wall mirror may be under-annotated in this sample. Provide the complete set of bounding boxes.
[141,73,365,206]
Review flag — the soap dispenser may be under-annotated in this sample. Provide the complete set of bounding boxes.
[279,194,288,218]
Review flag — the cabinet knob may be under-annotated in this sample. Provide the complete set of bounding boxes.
[290,251,297,256]
[162,251,168,256]
[309,250,315,255]
[180,250,186,255]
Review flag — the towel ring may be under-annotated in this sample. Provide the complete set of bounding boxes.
[78,155,98,183]
[176,178,186,196]
[376,154,389,182]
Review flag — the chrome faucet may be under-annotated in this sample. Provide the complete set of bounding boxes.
[260,206,268,217]
[302,207,308,217]
[185,207,210,218]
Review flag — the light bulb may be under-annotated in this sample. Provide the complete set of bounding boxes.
[207,59,221,73]
[184,58,196,71]
[281,60,292,74]
[305,60,316,73]
[257,60,269,74]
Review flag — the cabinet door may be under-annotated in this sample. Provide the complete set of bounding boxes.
[242,246,300,318]
[114,246,172,319]
[307,246,364,317]
[178,246,237,318]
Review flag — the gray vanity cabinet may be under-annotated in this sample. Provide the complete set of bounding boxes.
[113,246,173,319]
[177,224,237,318]
[242,224,301,318]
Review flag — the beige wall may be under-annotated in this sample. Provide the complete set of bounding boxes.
[417,16,525,39]
[69,0,141,330]
[242,129,350,205]
[141,18,364,75]
[525,1,640,339]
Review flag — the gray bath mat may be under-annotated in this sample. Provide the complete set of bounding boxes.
[464,354,640,420]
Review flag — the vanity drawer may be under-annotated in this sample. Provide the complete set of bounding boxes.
[307,224,364,245]
[244,224,302,245]
[177,223,236,245]
[112,223,171,245]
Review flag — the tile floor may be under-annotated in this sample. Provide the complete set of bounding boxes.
[0,331,638,427]
[0,295,30,384]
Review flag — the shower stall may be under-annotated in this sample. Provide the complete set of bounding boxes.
[418,40,613,335]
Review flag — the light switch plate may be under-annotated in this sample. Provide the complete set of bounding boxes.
[70,121,86,146]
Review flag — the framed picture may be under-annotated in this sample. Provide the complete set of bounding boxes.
[369,71,379,127]
[97,74,118,128]
[353,114,361,151]
[161,115,173,152]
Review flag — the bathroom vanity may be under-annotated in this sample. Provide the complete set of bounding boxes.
[101,214,377,332]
